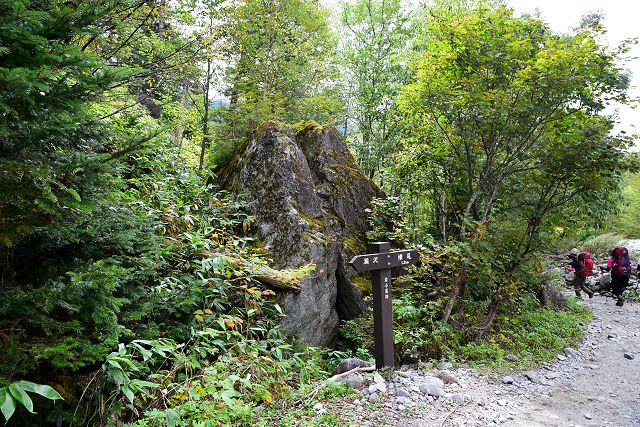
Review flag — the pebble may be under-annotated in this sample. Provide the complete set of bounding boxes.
[313,403,324,412]
[608,333,618,339]
[557,355,568,361]
[419,384,446,397]
[368,393,381,403]
[506,354,519,362]
[497,399,508,406]
[373,372,385,384]
[437,371,461,384]
[525,372,541,383]
[502,376,515,384]
[450,393,465,404]
[478,398,486,406]
[564,348,579,358]
[422,376,445,389]
[396,387,410,397]
[344,373,366,389]
[396,396,411,405]
[584,413,593,420]
[370,382,387,393]
[624,353,634,360]
[438,361,454,370]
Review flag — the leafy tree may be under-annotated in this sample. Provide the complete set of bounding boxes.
[339,0,413,181]
[213,0,342,161]
[396,4,637,335]
[0,0,136,246]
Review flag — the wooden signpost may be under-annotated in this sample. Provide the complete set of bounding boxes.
[349,242,420,369]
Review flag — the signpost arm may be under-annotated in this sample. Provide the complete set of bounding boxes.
[369,242,394,369]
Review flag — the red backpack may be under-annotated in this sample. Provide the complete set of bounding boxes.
[577,252,594,277]
[613,247,631,277]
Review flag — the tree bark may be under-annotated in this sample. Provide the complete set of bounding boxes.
[441,266,466,324]
[199,57,212,170]
[473,294,501,341]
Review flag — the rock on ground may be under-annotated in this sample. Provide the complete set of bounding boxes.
[220,121,381,347]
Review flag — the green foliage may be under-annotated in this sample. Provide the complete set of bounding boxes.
[94,325,335,426]
[344,288,589,366]
[2,0,639,425]
[0,380,62,423]
[462,293,590,365]
[365,197,414,246]
[211,0,343,165]
[396,3,637,245]
[610,173,640,238]
[340,0,413,181]
[580,232,625,257]
[0,0,134,245]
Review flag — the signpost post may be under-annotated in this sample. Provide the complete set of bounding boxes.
[349,242,420,369]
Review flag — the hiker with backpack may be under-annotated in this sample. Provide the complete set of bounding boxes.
[574,251,595,299]
[566,248,594,299]
[606,246,631,306]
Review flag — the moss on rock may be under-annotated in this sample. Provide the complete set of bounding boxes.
[349,274,372,293]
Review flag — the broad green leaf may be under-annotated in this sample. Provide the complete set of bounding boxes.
[0,389,16,422]
[8,383,34,413]
[16,382,62,401]
[122,385,135,404]
[166,409,181,427]
[130,379,160,389]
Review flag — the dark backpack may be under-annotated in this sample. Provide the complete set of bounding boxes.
[613,247,631,277]
[576,253,586,276]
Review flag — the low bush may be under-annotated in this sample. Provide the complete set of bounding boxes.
[581,232,624,257]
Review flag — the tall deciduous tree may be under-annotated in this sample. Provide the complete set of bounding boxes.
[339,0,413,181]
[220,0,341,139]
[396,4,637,333]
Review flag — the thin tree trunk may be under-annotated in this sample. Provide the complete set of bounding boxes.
[473,295,500,341]
[199,57,212,170]
[442,266,466,324]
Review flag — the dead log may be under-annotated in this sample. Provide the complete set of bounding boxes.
[251,264,302,293]
[202,251,302,293]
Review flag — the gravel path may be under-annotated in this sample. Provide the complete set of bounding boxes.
[325,294,640,426]
[471,295,640,427]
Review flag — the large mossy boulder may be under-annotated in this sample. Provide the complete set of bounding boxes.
[220,121,382,347]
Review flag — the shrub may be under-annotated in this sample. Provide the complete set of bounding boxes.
[581,232,624,257]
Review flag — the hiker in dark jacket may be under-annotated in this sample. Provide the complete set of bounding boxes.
[607,246,631,306]
[567,248,594,299]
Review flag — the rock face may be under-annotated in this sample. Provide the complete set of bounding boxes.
[220,121,382,346]
[538,280,569,310]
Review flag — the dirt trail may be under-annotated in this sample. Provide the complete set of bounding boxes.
[338,293,640,427]
[328,251,640,427]
[417,295,640,427]
[499,295,640,427]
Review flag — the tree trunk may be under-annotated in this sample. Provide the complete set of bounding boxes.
[441,266,466,324]
[199,57,212,170]
[473,294,501,341]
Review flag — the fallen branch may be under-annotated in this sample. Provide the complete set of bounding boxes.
[300,365,376,406]
[202,251,303,293]
[327,365,376,382]
[439,403,461,427]
[250,264,302,293]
